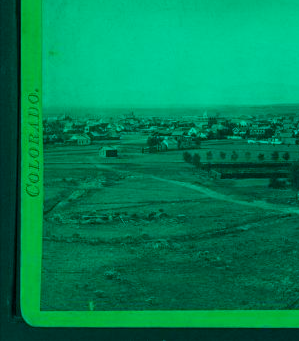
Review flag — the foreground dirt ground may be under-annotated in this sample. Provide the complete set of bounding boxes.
[41,140,299,310]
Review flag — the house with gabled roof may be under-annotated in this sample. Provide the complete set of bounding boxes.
[67,134,91,145]
[171,129,187,140]
[188,127,199,136]
[276,131,297,145]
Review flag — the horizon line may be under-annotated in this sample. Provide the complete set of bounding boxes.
[43,102,299,111]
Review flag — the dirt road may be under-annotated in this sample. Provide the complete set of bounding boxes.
[151,176,299,215]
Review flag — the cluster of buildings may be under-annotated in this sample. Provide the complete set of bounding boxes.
[43,111,299,147]
[43,115,124,145]
[151,113,299,146]
[149,112,299,146]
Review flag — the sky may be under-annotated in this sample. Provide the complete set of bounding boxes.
[43,0,299,109]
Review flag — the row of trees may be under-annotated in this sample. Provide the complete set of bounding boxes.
[200,150,291,161]
[183,150,292,164]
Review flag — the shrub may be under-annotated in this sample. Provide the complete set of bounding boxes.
[183,151,192,163]
[245,151,251,160]
[206,151,213,160]
[283,152,290,161]
[271,151,279,161]
[231,151,238,161]
[258,153,265,161]
[147,136,158,147]
[192,153,201,168]
[219,151,226,160]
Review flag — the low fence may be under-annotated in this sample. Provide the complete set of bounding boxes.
[201,161,292,169]
[219,171,290,179]
[204,161,292,179]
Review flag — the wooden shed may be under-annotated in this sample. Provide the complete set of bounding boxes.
[99,146,118,157]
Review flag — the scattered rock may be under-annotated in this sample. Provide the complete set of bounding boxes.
[95,218,105,223]
[76,283,89,290]
[140,233,150,240]
[104,269,121,280]
[145,297,156,305]
[197,250,210,258]
[158,212,168,219]
[64,177,75,182]
[52,213,63,223]
[94,290,105,298]
[72,233,80,239]
[238,225,250,231]
[80,219,92,225]
[148,212,157,220]
[152,239,170,250]
[89,240,99,246]
[171,242,181,250]
[131,213,139,220]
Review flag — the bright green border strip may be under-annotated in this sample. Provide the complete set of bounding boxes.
[21,0,299,327]
[21,0,44,326]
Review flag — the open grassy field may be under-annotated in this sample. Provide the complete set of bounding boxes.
[41,136,299,310]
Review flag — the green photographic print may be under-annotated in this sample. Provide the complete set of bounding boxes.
[21,0,299,327]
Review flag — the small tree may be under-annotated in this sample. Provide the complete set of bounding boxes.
[147,136,158,147]
[231,151,239,161]
[264,128,274,138]
[147,136,153,146]
[283,152,290,161]
[192,153,201,168]
[271,151,279,161]
[206,151,213,161]
[220,151,226,160]
[245,151,251,161]
[258,153,265,161]
[183,151,192,163]
[290,162,299,201]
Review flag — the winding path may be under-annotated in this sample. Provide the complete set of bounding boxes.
[151,176,299,215]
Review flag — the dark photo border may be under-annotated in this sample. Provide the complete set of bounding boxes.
[1,0,299,339]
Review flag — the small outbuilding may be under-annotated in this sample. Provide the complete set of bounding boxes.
[67,134,91,145]
[279,132,297,145]
[99,146,118,158]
